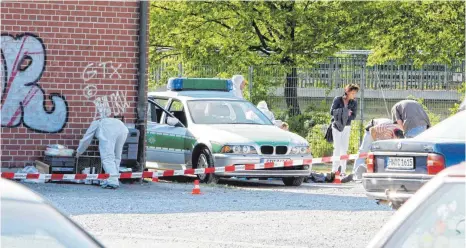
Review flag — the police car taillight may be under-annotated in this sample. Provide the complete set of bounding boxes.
[366,153,375,173]
[167,78,233,91]
[427,153,445,175]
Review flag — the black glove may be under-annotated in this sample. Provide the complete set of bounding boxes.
[365,119,375,132]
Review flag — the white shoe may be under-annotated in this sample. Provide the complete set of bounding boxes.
[100,181,119,189]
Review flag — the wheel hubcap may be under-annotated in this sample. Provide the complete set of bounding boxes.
[197,154,208,181]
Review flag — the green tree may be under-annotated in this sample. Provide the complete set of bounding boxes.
[150,1,369,115]
[150,1,464,116]
[365,1,465,66]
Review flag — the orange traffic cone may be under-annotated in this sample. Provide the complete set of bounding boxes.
[192,180,201,195]
[333,171,342,184]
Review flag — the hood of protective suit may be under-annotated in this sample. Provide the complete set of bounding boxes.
[257,101,269,111]
[231,75,244,99]
[257,101,274,121]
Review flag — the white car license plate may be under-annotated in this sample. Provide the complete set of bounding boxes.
[261,158,290,163]
[387,157,414,170]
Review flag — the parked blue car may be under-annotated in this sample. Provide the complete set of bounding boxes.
[363,110,466,209]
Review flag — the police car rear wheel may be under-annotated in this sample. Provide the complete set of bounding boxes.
[196,148,218,184]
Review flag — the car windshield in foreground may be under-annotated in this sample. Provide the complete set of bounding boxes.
[415,111,466,141]
[187,100,273,125]
[1,200,101,248]
[386,182,465,248]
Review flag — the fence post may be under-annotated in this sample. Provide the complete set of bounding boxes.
[360,56,366,146]
[178,62,183,77]
[444,64,447,89]
[460,60,466,87]
[248,66,254,101]
[421,66,424,90]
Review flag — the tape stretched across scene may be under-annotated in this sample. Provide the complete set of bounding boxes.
[1,153,368,181]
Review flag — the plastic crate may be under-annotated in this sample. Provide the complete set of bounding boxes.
[44,156,75,167]
[122,144,138,160]
[126,128,140,144]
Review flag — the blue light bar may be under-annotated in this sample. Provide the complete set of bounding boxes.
[167,78,233,92]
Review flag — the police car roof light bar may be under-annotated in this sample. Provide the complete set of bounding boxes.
[167,78,233,92]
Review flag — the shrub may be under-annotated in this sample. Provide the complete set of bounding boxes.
[272,106,365,158]
[449,82,465,115]
[307,124,333,158]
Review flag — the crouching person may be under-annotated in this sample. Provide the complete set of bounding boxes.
[350,119,404,181]
[76,114,129,189]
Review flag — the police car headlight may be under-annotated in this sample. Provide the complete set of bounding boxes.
[221,145,256,154]
[300,147,309,154]
[233,146,242,153]
[291,146,311,154]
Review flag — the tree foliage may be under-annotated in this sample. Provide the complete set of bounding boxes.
[150,1,367,65]
[150,1,370,114]
[365,1,465,66]
[150,1,465,114]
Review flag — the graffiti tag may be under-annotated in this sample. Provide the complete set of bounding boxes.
[1,33,68,133]
[82,85,129,119]
[82,61,122,82]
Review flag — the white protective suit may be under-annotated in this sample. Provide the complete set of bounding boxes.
[77,117,129,187]
[231,75,245,99]
[257,101,275,122]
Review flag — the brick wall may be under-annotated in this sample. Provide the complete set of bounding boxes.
[1,1,146,168]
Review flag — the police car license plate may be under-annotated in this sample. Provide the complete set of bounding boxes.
[261,158,290,163]
[387,157,414,170]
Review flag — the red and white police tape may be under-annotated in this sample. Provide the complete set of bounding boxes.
[1,153,368,181]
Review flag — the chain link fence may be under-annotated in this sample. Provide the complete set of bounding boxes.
[150,56,465,158]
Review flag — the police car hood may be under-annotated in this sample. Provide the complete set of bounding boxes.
[192,124,308,146]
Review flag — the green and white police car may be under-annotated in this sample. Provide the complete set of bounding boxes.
[146,78,312,186]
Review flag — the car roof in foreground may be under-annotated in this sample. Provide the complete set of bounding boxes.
[0,178,44,203]
[412,110,466,141]
[149,90,242,101]
[367,162,466,248]
[441,162,466,177]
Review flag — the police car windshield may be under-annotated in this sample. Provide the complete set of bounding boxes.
[187,100,273,125]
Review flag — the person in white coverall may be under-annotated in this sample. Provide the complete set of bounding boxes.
[352,118,392,180]
[76,116,129,189]
[257,101,275,122]
[232,75,246,99]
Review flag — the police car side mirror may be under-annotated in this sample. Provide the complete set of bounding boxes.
[167,117,180,127]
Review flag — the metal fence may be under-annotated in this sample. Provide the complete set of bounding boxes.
[150,56,465,158]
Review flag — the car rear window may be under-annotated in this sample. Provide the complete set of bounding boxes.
[386,182,465,247]
[1,200,101,248]
[415,111,466,141]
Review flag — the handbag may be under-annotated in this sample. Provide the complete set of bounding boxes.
[324,123,333,143]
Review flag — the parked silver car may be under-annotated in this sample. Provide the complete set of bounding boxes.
[367,163,465,248]
[1,179,104,248]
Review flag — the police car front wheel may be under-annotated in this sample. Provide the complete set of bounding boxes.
[196,148,219,184]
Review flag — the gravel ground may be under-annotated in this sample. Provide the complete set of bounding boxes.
[24,179,393,248]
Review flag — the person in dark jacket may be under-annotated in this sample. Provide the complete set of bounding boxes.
[330,84,359,175]
[391,99,430,138]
